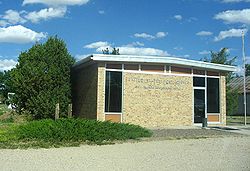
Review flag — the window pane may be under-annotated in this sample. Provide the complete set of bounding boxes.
[207,78,220,113]
[194,89,205,123]
[193,69,205,75]
[141,65,164,72]
[193,77,205,87]
[171,66,191,74]
[124,64,139,70]
[105,71,122,112]
[106,64,122,69]
[207,71,219,76]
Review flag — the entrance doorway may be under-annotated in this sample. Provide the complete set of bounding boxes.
[194,89,205,123]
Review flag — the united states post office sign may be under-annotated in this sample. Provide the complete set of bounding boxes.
[125,76,191,91]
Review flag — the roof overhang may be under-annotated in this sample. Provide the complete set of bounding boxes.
[73,54,237,72]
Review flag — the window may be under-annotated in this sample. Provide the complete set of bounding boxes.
[124,64,139,70]
[207,78,220,113]
[207,71,219,76]
[105,71,122,112]
[106,64,122,69]
[193,77,205,87]
[193,69,205,75]
[141,65,164,72]
[171,66,191,74]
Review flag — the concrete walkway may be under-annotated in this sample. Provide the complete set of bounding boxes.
[209,125,250,136]
[0,136,249,171]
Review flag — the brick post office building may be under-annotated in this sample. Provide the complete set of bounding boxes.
[72,54,236,127]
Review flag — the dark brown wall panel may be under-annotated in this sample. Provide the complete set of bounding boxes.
[71,64,98,119]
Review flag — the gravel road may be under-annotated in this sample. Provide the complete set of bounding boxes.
[0,136,249,171]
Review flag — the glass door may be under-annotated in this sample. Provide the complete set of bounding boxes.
[194,89,205,123]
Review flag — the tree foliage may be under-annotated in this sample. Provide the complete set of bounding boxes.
[210,48,236,65]
[246,64,250,76]
[207,48,236,82]
[203,48,238,115]
[111,47,120,55]
[9,36,75,119]
[102,47,120,55]
[226,88,239,116]
[0,70,13,103]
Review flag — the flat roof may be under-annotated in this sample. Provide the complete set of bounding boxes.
[228,76,250,93]
[74,54,237,72]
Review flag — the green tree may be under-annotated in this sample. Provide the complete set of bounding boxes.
[246,64,250,76]
[0,70,14,103]
[10,36,75,119]
[102,47,120,55]
[0,71,5,103]
[204,48,238,115]
[226,88,239,116]
[102,48,109,54]
[111,47,120,55]
[210,48,236,82]
[210,48,236,65]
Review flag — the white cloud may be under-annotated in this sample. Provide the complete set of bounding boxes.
[246,56,250,63]
[0,8,66,25]
[134,32,167,40]
[183,54,190,58]
[3,10,26,24]
[25,7,67,23]
[101,47,169,56]
[84,41,111,49]
[214,28,248,41]
[222,0,250,3]
[187,17,198,22]
[236,57,250,75]
[98,10,105,14]
[174,15,182,20]
[0,25,46,44]
[199,50,210,55]
[0,59,17,71]
[0,20,8,27]
[124,41,144,47]
[134,33,155,39]
[173,47,183,50]
[84,41,169,56]
[214,9,250,25]
[23,0,90,6]
[196,31,213,36]
[1,10,26,25]
[156,32,167,38]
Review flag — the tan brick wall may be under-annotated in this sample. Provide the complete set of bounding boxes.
[96,63,105,121]
[220,75,226,125]
[123,73,193,127]
[72,63,98,119]
[95,65,227,127]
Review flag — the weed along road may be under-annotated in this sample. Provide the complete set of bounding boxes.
[0,136,249,171]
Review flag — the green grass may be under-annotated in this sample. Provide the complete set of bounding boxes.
[0,118,152,148]
[0,104,11,116]
[227,116,250,125]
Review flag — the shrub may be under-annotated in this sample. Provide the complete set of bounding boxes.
[13,119,152,143]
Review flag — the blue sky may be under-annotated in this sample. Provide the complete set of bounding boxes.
[0,0,249,71]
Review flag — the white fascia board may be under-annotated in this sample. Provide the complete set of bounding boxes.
[75,54,237,72]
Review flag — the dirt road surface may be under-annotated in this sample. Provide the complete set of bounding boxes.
[0,136,249,171]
